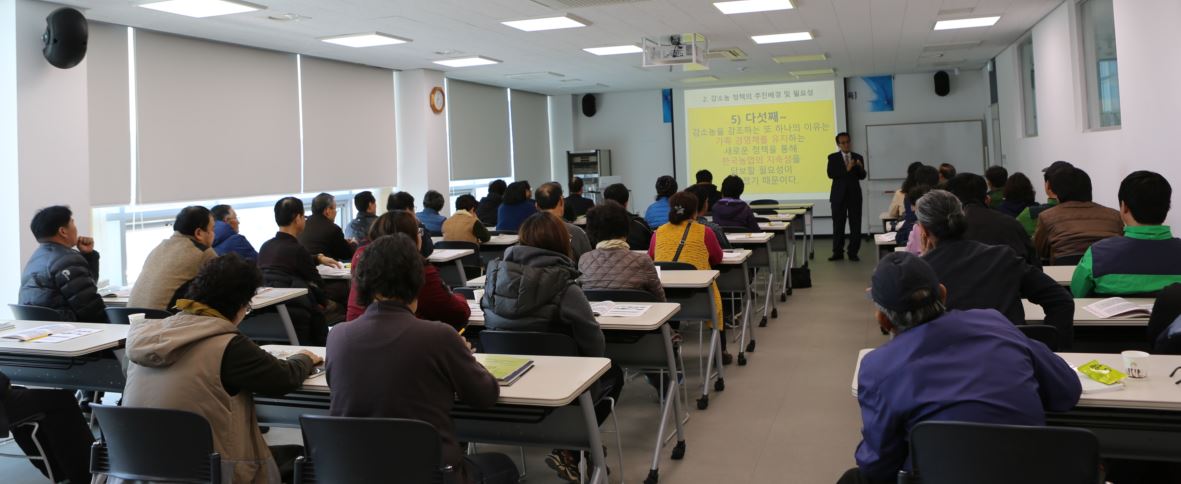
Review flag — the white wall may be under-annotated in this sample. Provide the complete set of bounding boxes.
[395,69,450,214]
[548,94,574,186]
[572,90,676,212]
[995,0,1181,227]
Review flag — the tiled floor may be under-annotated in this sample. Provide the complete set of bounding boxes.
[2,252,888,484]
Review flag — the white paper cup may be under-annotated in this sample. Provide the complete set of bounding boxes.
[1122,350,1150,379]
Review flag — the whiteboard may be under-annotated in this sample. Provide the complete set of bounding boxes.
[865,120,985,180]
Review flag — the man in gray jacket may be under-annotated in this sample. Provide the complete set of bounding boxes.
[18,205,107,322]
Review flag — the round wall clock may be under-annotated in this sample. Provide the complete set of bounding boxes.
[429,86,446,114]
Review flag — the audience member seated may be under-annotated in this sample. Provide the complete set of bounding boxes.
[1035,166,1124,265]
[129,206,217,311]
[19,205,107,322]
[476,179,507,227]
[997,172,1038,218]
[258,197,341,344]
[693,169,722,211]
[210,204,258,262]
[562,177,596,222]
[442,194,492,244]
[579,201,665,301]
[535,182,591,262]
[345,190,378,244]
[838,252,1080,484]
[1072,171,1181,297]
[481,212,622,481]
[602,183,653,250]
[945,173,1039,266]
[915,190,1075,347]
[644,175,678,229]
[984,165,1008,209]
[298,192,357,262]
[895,165,939,249]
[416,190,448,235]
[122,254,319,483]
[686,184,733,249]
[937,162,957,185]
[328,234,518,484]
[389,191,435,257]
[346,211,469,329]
[712,175,759,230]
[1017,160,1073,236]
[495,181,537,232]
[0,371,94,483]
[1149,284,1181,354]
[887,162,924,219]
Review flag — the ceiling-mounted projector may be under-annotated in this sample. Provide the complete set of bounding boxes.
[642,33,708,69]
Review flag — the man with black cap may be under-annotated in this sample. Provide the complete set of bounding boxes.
[839,252,1081,484]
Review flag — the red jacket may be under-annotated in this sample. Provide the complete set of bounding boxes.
[346,245,470,329]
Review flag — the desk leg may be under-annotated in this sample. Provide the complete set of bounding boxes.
[578,391,607,484]
[648,324,687,483]
[697,297,726,410]
[761,242,775,326]
[736,262,755,366]
[806,209,814,260]
[453,260,468,287]
[780,225,796,301]
[275,303,300,345]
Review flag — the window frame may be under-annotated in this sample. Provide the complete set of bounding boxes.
[1079,0,1122,130]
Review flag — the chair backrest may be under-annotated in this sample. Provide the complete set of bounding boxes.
[584,289,660,303]
[90,405,220,484]
[907,421,1101,484]
[238,312,300,345]
[8,304,64,321]
[1018,325,1060,351]
[750,199,778,206]
[480,330,579,357]
[105,307,173,325]
[297,415,446,484]
[654,261,697,271]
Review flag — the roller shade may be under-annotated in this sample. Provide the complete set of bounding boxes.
[510,90,551,183]
[87,22,131,206]
[447,80,510,181]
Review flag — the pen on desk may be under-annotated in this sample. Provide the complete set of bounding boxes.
[458,327,466,336]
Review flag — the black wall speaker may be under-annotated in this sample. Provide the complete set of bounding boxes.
[581,94,597,117]
[43,7,88,69]
[933,70,951,97]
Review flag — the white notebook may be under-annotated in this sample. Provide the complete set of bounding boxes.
[1084,298,1153,319]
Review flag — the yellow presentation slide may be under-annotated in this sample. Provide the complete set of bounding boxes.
[685,81,838,198]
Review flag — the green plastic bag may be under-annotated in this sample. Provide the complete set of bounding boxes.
[1078,360,1127,385]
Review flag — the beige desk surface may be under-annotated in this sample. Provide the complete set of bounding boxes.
[751,202,814,210]
[761,213,797,223]
[105,287,307,310]
[428,248,476,263]
[1044,266,1075,286]
[726,232,775,244]
[0,321,128,358]
[265,345,610,407]
[1023,298,1153,326]
[630,249,751,266]
[485,235,520,246]
[468,302,680,332]
[660,269,719,288]
[758,221,792,232]
[467,275,487,286]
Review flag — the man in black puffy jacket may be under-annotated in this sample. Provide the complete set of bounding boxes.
[18,206,107,322]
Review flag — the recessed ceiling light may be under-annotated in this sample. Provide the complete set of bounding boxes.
[584,45,643,56]
[319,33,411,48]
[789,68,835,77]
[772,53,828,64]
[714,0,793,15]
[751,32,813,44]
[934,16,1000,30]
[682,76,720,83]
[138,0,264,18]
[502,14,589,32]
[434,56,501,68]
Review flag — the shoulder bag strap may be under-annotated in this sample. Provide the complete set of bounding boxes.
[672,222,694,263]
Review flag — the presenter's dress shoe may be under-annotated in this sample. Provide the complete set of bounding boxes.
[828,254,844,261]
[849,255,861,262]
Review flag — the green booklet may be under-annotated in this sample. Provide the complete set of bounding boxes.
[479,355,534,386]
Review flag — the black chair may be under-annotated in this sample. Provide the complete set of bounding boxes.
[0,407,55,482]
[750,199,778,207]
[8,304,63,321]
[90,405,221,484]
[1019,325,1061,351]
[295,415,453,484]
[104,307,172,325]
[1050,254,1084,266]
[434,240,483,280]
[898,421,1102,484]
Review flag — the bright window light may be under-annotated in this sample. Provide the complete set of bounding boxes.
[751,32,813,44]
[714,0,793,15]
[502,14,589,32]
[434,56,502,68]
[138,0,263,18]
[583,45,643,56]
[319,33,411,48]
[934,16,1001,30]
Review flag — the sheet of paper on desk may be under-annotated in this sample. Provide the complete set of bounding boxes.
[2,323,83,342]
[31,326,99,344]
[467,300,483,316]
[99,287,131,298]
[1084,298,1153,318]
[875,233,897,244]
[591,301,651,317]
[317,265,350,278]
[722,252,745,263]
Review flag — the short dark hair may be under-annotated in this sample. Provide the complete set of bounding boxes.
[696,169,713,183]
[1042,160,1074,182]
[388,191,415,212]
[274,197,305,226]
[603,183,630,206]
[906,165,941,203]
[210,204,232,222]
[945,173,988,205]
[938,163,957,180]
[900,162,924,191]
[721,175,745,198]
[455,194,478,212]
[174,206,213,236]
[835,132,850,143]
[985,166,1009,189]
[684,184,712,213]
[368,210,419,243]
[353,191,375,212]
[423,190,445,211]
[311,193,335,216]
[586,201,630,243]
[569,177,584,194]
[1119,171,1172,225]
[503,181,531,205]
[1003,173,1036,205]
[30,205,72,240]
[519,212,571,258]
[534,182,564,210]
[184,253,262,320]
[668,191,698,224]
[655,176,678,199]
[1049,167,1093,203]
[488,179,507,195]
[354,234,424,306]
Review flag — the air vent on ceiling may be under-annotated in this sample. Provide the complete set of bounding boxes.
[937,7,975,17]
[505,72,565,80]
[922,41,982,52]
[707,47,748,61]
[529,0,649,8]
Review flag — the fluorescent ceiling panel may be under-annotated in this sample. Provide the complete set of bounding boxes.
[138,0,263,18]
[772,53,827,64]
[714,0,793,15]
[751,32,813,44]
[584,45,643,56]
[434,56,501,68]
[790,68,835,76]
[934,16,1001,30]
[319,33,411,48]
[502,14,589,32]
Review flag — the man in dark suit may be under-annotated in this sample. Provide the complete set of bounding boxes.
[828,132,866,261]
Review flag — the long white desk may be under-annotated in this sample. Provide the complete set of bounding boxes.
[0,321,127,358]
[727,232,778,326]
[106,287,309,345]
[0,321,128,392]
[429,248,475,288]
[1045,265,1075,287]
[751,202,814,259]
[1023,298,1153,327]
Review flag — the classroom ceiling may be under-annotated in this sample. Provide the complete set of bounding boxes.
[72,0,1063,94]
